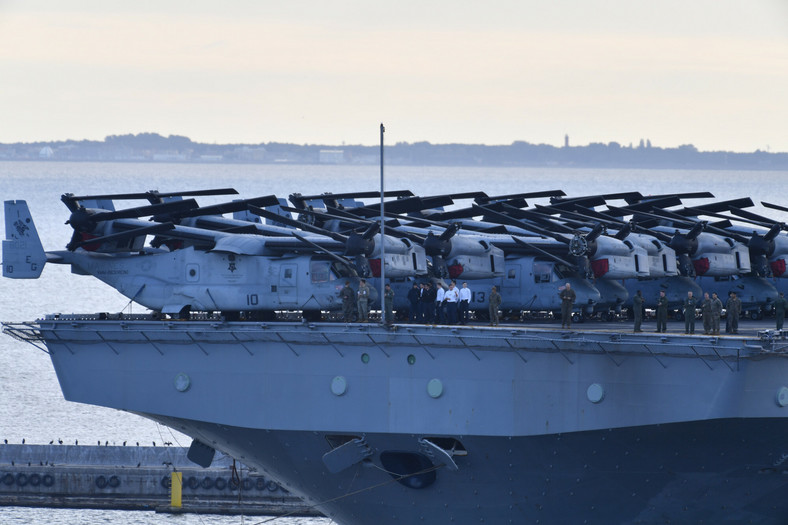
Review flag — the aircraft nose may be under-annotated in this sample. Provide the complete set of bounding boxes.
[577,283,602,305]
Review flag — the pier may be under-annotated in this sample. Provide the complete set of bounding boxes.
[0,444,317,516]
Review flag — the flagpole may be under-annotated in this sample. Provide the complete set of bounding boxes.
[379,123,385,322]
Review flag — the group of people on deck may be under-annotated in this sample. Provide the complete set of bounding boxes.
[342,278,788,333]
[407,281,500,326]
[339,279,504,326]
[631,289,788,335]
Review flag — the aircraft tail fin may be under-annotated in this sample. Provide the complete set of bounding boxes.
[3,200,46,278]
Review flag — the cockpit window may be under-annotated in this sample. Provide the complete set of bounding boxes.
[554,264,571,279]
[310,261,331,283]
[533,261,553,283]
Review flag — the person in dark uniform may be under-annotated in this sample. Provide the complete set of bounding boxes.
[775,292,788,330]
[701,292,712,334]
[683,291,697,334]
[356,279,370,322]
[489,286,502,326]
[383,283,395,326]
[421,283,435,324]
[632,290,644,332]
[726,292,741,334]
[407,283,421,322]
[339,281,355,322]
[559,282,576,329]
[655,290,668,333]
[710,292,723,335]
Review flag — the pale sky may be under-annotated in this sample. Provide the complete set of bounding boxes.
[2,0,788,151]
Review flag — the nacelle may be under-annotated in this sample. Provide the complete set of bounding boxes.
[769,235,788,277]
[446,237,505,279]
[369,236,427,277]
[691,233,750,276]
[590,236,649,279]
[624,235,678,278]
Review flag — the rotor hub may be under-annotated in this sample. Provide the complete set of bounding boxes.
[569,234,588,256]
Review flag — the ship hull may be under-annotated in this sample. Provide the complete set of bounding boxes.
[152,415,788,524]
[12,316,788,524]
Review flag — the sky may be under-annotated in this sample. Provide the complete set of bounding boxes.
[1,0,788,151]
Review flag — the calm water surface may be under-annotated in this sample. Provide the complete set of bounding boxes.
[0,161,785,523]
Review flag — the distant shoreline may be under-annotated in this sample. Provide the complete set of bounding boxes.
[2,133,787,170]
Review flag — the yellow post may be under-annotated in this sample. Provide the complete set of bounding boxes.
[170,471,182,508]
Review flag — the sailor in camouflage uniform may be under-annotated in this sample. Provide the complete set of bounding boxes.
[339,281,355,322]
[726,292,741,334]
[655,290,669,333]
[710,292,723,335]
[357,279,370,322]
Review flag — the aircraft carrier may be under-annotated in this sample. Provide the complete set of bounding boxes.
[5,315,788,524]
[5,186,788,523]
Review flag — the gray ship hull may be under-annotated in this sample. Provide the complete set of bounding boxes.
[8,316,788,524]
[153,416,788,524]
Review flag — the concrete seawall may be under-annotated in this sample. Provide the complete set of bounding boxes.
[0,444,317,516]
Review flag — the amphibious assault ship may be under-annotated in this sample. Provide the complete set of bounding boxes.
[4,189,788,523]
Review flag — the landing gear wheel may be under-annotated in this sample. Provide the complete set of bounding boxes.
[302,310,323,322]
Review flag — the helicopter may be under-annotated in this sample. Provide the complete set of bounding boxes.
[4,197,383,321]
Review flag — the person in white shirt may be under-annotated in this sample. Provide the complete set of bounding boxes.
[444,281,460,324]
[435,284,446,324]
[458,281,471,325]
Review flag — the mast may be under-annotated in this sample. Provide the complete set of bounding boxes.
[379,123,385,321]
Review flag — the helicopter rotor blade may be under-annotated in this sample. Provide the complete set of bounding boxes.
[67,222,176,251]
[478,189,566,204]
[510,236,576,268]
[726,207,786,229]
[91,199,200,222]
[474,203,568,242]
[288,190,414,208]
[630,191,715,204]
[247,204,348,243]
[496,203,577,234]
[675,197,754,215]
[63,188,239,208]
[762,201,788,214]
[680,206,768,228]
[291,233,358,276]
[279,205,401,230]
[172,196,280,219]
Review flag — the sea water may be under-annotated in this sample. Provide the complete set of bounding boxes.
[0,160,785,523]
